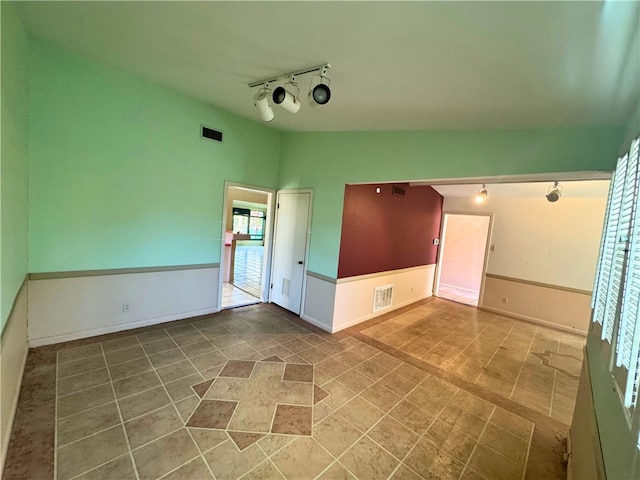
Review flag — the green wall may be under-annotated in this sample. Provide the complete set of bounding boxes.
[29,39,281,273]
[279,128,623,278]
[1,3,30,331]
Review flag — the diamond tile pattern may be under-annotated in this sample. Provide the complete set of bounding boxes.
[51,302,540,480]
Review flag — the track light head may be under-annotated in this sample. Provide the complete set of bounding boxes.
[474,184,488,204]
[273,79,301,113]
[308,72,331,107]
[546,181,562,202]
[253,86,274,122]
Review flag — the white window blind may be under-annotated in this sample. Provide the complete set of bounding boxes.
[592,135,640,409]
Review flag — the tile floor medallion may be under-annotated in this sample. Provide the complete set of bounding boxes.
[3,303,560,480]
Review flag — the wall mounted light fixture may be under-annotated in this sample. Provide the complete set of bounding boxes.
[249,64,331,121]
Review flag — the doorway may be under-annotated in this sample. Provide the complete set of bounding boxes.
[435,213,491,307]
[220,183,274,309]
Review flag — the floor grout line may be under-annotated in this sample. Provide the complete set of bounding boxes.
[508,326,539,399]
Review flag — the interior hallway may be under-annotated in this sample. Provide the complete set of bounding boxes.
[4,299,571,480]
[222,246,264,309]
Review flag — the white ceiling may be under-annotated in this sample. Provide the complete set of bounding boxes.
[431,180,610,199]
[17,1,640,132]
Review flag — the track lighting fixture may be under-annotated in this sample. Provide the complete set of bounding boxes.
[272,76,301,113]
[308,65,331,107]
[249,63,331,121]
[546,181,562,202]
[253,83,274,122]
[474,184,488,204]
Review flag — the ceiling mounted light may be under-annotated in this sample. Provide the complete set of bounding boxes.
[248,63,331,121]
[273,76,301,113]
[253,83,274,122]
[308,65,331,107]
[546,181,562,202]
[474,184,488,204]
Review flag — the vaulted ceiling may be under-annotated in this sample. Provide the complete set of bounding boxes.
[17,1,640,132]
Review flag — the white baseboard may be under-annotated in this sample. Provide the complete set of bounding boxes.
[480,305,588,336]
[438,283,479,295]
[29,307,221,347]
[299,314,333,333]
[333,294,431,333]
[1,343,29,475]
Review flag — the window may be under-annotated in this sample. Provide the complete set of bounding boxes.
[232,207,266,240]
[592,136,640,410]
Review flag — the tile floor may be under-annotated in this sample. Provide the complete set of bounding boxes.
[222,284,260,309]
[4,301,572,480]
[232,246,264,298]
[437,285,479,307]
[361,298,584,425]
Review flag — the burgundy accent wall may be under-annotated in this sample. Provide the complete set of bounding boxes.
[337,183,443,278]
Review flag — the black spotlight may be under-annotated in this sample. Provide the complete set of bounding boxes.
[309,83,331,106]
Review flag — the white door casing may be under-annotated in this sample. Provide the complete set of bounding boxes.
[270,191,312,314]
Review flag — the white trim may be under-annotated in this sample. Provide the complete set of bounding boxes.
[480,305,588,336]
[335,264,428,284]
[438,282,479,295]
[0,343,29,475]
[29,306,221,347]
[299,314,333,333]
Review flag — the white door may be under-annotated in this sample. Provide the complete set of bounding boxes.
[270,191,311,314]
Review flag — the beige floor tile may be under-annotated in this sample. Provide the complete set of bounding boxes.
[340,436,399,480]
[58,344,104,364]
[104,345,146,366]
[459,468,487,480]
[118,386,171,421]
[160,457,214,480]
[57,425,128,480]
[360,382,402,411]
[124,404,183,449]
[112,370,161,399]
[57,402,121,446]
[322,380,356,410]
[390,464,422,480]
[157,360,199,384]
[480,423,529,465]
[423,419,477,464]
[367,415,419,459]
[317,462,357,480]
[438,404,488,439]
[332,350,366,367]
[394,363,429,384]
[369,351,403,370]
[468,443,524,480]
[149,348,189,369]
[405,385,450,416]
[175,395,200,422]
[57,368,111,397]
[206,440,267,480]
[298,347,330,364]
[191,350,228,372]
[58,355,107,379]
[173,330,208,347]
[258,434,296,456]
[142,338,179,356]
[102,336,140,353]
[389,400,434,435]
[165,373,205,402]
[335,370,375,393]
[404,438,465,480]
[137,329,171,345]
[337,396,385,432]
[378,373,417,397]
[313,412,363,457]
[58,384,115,418]
[133,429,200,480]
[108,357,153,381]
[272,437,334,480]
[189,428,229,453]
[451,389,495,420]
[74,454,136,480]
[240,460,285,480]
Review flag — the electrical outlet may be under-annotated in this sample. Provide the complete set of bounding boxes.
[501,297,508,304]
[122,303,130,312]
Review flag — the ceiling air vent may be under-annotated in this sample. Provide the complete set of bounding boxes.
[392,185,406,197]
[373,284,394,312]
[201,125,223,143]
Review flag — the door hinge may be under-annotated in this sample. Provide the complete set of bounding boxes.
[270,283,273,289]
[277,203,280,209]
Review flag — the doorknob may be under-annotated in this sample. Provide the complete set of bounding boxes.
[298,261,304,265]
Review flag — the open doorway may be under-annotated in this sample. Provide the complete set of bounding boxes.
[435,213,491,306]
[220,183,274,309]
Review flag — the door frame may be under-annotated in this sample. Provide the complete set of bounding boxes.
[270,188,314,315]
[434,211,494,307]
[218,181,276,310]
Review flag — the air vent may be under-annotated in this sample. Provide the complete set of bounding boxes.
[201,125,223,143]
[373,284,394,312]
[392,185,406,197]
